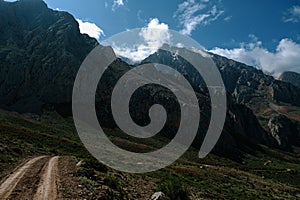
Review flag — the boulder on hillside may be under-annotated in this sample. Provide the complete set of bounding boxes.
[151,192,170,200]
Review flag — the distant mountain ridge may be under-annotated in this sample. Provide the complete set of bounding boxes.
[143,49,300,113]
[279,71,300,89]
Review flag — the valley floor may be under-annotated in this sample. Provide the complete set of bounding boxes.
[0,111,299,199]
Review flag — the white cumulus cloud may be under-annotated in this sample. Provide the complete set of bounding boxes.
[113,18,171,63]
[174,0,224,35]
[283,5,300,23]
[76,19,105,40]
[210,36,300,75]
[112,0,125,11]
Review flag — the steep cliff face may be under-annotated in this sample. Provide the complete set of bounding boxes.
[213,55,300,113]
[0,0,98,113]
[278,71,300,88]
[216,59,300,114]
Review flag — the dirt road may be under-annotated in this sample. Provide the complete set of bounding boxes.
[34,156,59,200]
[0,156,60,200]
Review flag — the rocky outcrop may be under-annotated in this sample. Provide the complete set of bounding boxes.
[267,115,299,150]
[279,71,300,88]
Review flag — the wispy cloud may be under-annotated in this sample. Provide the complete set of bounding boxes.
[283,5,300,23]
[76,19,105,40]
[113,18,171,62]
[224,16,232,22]
[210,35,300,75]
[137,10,145,22]
[112,0,125,11]
[174,0,224,35]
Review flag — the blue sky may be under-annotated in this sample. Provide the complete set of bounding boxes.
[43,0,299,48]
[8,0,300,74]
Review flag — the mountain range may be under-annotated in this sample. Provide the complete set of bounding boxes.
[0,0,300,199]
[0,0,299,160]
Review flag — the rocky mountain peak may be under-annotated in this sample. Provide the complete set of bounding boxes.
[0,0,98,113]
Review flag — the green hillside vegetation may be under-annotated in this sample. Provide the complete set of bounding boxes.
[0,110,299,199]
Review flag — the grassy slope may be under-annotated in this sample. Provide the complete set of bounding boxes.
[0,110,299,199]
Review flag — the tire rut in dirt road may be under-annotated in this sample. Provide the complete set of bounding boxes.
[0,156,47,199]
[34,156,59,200]
[7,156,50,200]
